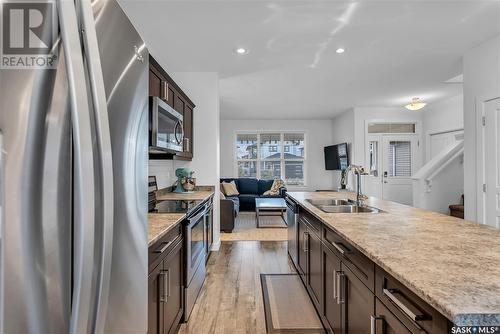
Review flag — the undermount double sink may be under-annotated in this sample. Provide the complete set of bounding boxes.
[306,198,383,214]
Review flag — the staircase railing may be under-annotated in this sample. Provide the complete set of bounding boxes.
[412,140,464,213]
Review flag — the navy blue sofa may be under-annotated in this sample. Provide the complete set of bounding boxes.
[220,178,287,212]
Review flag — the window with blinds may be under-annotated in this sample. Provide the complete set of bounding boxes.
[388,141,412,177]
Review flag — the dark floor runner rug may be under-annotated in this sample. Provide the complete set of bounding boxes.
[260,273,325,333]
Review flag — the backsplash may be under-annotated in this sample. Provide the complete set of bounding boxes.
[148,160,176,189]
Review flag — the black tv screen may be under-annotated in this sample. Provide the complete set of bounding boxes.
[324,143,349,171]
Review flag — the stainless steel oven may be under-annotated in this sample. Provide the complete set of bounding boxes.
[149,96,184,153]
[184,203,208,320]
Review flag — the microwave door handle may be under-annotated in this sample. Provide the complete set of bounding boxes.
[78,0,115,332]
[174,120,184,145]
[58,1,96,334]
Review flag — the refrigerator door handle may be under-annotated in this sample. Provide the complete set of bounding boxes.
[78,0,115,333]
[58,1,96,333]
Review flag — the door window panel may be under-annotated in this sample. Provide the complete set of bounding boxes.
[388,141,412,177]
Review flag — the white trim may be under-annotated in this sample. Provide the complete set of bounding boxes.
[425,127,464,162]
[211,240,221,252]
[475,93,500,225]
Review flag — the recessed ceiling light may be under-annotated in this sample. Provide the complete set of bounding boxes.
[405,97,427,111]
[235,47,248,55]
[336,48,345,54]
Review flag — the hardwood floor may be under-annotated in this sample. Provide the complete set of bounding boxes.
[220,212,288,242]
[179,241,294,334]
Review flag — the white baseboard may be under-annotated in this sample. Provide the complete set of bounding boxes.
[211,240,221,251]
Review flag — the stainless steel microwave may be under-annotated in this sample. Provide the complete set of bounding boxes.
[149,96,184,153]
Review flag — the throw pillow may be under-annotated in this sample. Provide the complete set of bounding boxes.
[263,179,284,196]
[222,181,239,196]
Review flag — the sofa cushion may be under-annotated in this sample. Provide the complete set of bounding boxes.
[221,181,239,196]
[220,178,239,190]
[257,179,274,195]
[238,178,259,195]
[238,193,258,205]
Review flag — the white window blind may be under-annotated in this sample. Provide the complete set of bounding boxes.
[388,141,412,177]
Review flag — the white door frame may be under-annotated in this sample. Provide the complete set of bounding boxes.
[476,94,500,226]
[363,119,422,203]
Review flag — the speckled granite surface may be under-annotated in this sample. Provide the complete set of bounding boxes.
[156,187,214,201]
[148,188,214,246]
[148,213,185,246]
[287,191,500,326]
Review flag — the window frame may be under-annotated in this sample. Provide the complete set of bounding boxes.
[234,131,307,187]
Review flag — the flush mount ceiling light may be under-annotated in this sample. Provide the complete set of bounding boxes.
[336,48,345,54]
[235,47,249,55]
[405,97,427,111]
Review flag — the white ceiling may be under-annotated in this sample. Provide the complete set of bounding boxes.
[119,0,500,119]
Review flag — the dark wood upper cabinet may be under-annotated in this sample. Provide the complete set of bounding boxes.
[149,55,195,161]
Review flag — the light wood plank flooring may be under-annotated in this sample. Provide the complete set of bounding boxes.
[178,241,294,334]
[220,212,288,242]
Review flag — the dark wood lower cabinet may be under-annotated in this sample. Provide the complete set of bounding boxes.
[343,264,373,334]
[374,299,413,334]
[323,244,342,333]
[297,218,308,277]
[308,229,322,309]
[148,238,183,334]
[292,203,452,334]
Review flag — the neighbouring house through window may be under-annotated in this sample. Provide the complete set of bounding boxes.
[235,132,306,186]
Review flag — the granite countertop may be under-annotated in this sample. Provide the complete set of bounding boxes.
[287,191,500,326]
[148,188,215,246]
[156,188,215,201]
[148,213,185,246]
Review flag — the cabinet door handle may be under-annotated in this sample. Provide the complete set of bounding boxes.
[303,232,309,252]
[161,81,169,101]
[336,271,345,304]
[159,270,169,303]
[370,315,384,334]
[383,288,428,322]
[333,270,339,300]
[154,240,173,254]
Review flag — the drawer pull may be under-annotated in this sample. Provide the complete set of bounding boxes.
[370,315,384,334]
[383,288,428,322]
[331,241,350,255]
[154,240,173,254]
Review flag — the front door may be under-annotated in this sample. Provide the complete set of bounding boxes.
[364,134,420,205]
[484,98,500,228]
[381,135,419,205]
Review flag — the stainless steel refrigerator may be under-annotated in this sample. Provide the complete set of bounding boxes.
[0,0,148,333]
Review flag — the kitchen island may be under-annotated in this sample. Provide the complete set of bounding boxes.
[287,191,500,331]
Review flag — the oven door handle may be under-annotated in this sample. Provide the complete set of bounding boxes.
[187,207,208,228]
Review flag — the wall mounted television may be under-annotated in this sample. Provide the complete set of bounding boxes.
[324,143,349,171]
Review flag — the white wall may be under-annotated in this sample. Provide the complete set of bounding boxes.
[422,94,464,162]
[331,110,355,189]
[171,72,221,249]
[463,35,500,222]
[219,119,334,191]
